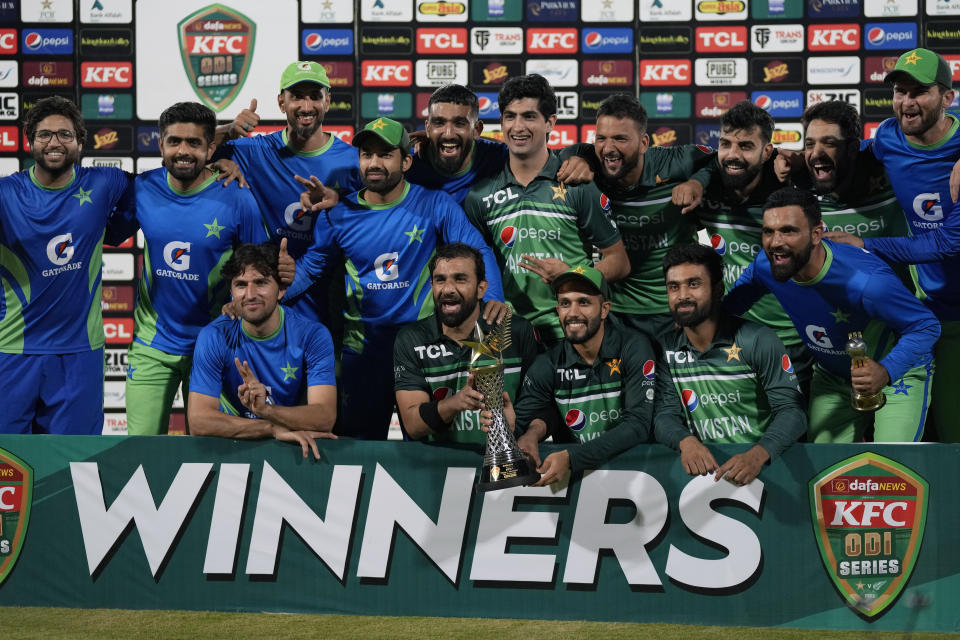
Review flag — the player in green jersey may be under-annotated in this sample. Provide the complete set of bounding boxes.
[464,75,630,343]
[697,100,814,392]
[510,266,662,486]
[393,243,539,444]
[655,243,806,485]
[557,94,715,338]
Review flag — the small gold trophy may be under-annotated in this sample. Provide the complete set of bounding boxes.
[463,308,540,492]
[846,331,886,412]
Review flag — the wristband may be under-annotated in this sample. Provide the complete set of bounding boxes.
[419,400,452,433]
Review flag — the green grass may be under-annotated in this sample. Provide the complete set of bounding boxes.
[1,608,958,639]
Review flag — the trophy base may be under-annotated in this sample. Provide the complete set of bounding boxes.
[477,458,540,493]
[851,391,887,413]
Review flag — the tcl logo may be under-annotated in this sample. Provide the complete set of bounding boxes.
[361,60,413,86]
[0,29,16,54]
[640,60,692,86]
[808,25,860,51]
[417,28,467,54]
[696,26,747,52]
[186,35,249,54]
[547,125,578,149]
[527,28,578,53]
[103,318,134,344]
[81,62,132,88]
[0,125,17,151]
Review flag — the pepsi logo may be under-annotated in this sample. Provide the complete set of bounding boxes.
[478,96,493,114]
[500,225,517,248]
[711,233,726,255]
[600,193,611,211]
[642,359,655,380]
[305,33,323,50]
[867,27,885,46]
[697,144,713,153]
[584,31,603,49]
[782,354,794,373]
[566,409,587,432]
[433,387,453,400]
[24,32,42,50]
[754,94,771,110]
[682,388,699,412]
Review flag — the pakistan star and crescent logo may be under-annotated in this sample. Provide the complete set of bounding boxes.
[606,358,622,375]
[551,183,567,202]
[281,361,299,381]
[723,342,742,361]
[893,379,912,396]
[371,118,387,131]
[904,51,921,65]
[404,224,424,244]
[830,308,850,324]
[570,265,586,274]
[73,187,93,206]
[204,218,226,239]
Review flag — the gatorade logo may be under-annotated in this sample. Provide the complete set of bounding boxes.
[283,201,314,232]
[782,354,794,373]
[374,251,399,281]
[912,193,943,222]
[45,233,74,265]
[710,233,726,255]
[682,388,699,411]
[566,409,587,431]
[805,324,833,349]
[642,359,656,380]
[163,241,191,271]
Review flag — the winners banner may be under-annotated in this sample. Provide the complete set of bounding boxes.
[0,436,958,633]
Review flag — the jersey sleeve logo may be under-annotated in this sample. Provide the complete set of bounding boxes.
[682,388,699,411]
[782,354,794,373]
[565,408,586,431]
[642,359,656,380]
[710,233,726,255]
[599,193,611,210]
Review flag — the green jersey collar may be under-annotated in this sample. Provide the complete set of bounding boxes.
[242,306,285,341]
[358,181,411,210]
[166,168,219,196]
[502,150,562,187]
[282,128,334,157]
[29,165,76,191]
[796,240,834,286]
[905,113,960,151]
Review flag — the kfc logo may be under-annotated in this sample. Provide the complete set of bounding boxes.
[361,61,413,86]
[526,28,578,53]
[808,25,861,51]
[640,60,692,86]
[81,62,132,88]
[0,29,16,54]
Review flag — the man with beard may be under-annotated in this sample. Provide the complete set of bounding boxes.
[825,48,960,441]
[393,243,538,443]
[697,100,814,394]
[0,96,135,434]
[214,61,363,324]
[557,94,715,338]
[189,243,337,458]
[654,243,805,485]
[127,102,267,435]
[726,187,939,442]
[465,74,630,344]
[289,117,505,440]
[509,266,662,486]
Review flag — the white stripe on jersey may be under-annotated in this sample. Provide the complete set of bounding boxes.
[555,389,622,404]
[487,208,578,226]
[673,372,757,383]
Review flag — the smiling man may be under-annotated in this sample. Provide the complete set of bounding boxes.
[126,102,267,435]
[189,243,336,458]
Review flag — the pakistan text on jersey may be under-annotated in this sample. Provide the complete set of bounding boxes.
[624,232,669,252]
[155,269,200,281]
[691,415,755,440]
[42,261,83,277]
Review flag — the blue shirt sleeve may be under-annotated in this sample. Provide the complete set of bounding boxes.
[236,187,268,244]
[723,258,770,317]
[285,209,338,300]
[434,192,505,301]
[305,322,337,387]
[190,325,228,398]
[105,170,138,246]
[863,209,960,263]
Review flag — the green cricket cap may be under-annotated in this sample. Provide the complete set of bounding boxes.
[280,61,331,91]
[886,48,953,89]
[352,117,411,153]
[551,265,611,299]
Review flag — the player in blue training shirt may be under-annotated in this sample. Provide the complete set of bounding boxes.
[214,61,363,324]
[826,48,960,442]
[0,96,135,434]
[292,117,506,440]
[727,187,940,443]
[190,243,337,458]
[126,102,267,436]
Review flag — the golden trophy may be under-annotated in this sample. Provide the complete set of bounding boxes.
[463,308,540,492]
[846,331,886,412]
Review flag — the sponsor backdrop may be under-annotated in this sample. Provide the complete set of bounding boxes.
[0,439,957,632]
[0,0,954,431]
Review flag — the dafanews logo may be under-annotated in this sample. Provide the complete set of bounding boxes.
[159,241,198,280]
[810,453,928,618]
[177,4,256,112]
[370,251,409,290]
[0,447,33,588]
[43,233,82,277]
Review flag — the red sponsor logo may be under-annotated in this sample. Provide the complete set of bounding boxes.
[101,285,135,312]
[547,125,577,149]
[417,92,433,118]
[104,236,134,249]
[81,62,132,88]
[581,124,596,144]
[0,126,17,152]
[326,126,354,143]
[0,29,16,54]
[320,61,353,88]
[808,24,860,51]
[864,122,880,139]
[864,56,899,83]
[640,59,692,86]
[581,59,633,86]
[104,318,134,344]
[695,26,747,52]
[251,125,285,136]
[695,91,747,117]
[185,34,249,54]
[944,55,960,82]
[23,61,73,88]
[417,28,467,54]
[526,28,578,54]
[361,60,413,86]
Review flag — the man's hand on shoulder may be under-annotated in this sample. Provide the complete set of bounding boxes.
[556,156,594,185]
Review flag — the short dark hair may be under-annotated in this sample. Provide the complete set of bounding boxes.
[498,74,556,120]
[596,94,648,135]
[801,100,862,142]
[662,243,725,292]
[428,84,479,121]
[429,242,485,282]
[24,96,86,146]
[762,186,822,228]
[158,101,217,144]
[221,243,282,287]
[720,100,775,144]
